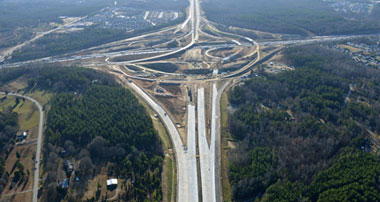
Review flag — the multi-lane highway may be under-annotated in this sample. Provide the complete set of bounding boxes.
[1,0,379,201]
[105,0,201,64]
[197,87,216,202]
[185,104,199,202]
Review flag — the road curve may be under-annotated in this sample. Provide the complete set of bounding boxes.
[107,0,200,65]
[122,81,199,202]
[0,92,44,202]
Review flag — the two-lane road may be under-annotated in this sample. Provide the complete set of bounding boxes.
[0,92,44,202]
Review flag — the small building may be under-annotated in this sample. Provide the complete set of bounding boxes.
[156,87,165,93]
[59,149,67,156]
[107,179,118,190]
[59,178,69,189]
[65,160,74,173]
[17,131,28,141]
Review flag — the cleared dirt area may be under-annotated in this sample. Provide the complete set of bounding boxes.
[80,170,126,201]
[159,83,182,96]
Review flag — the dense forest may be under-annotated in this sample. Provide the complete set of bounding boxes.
[44,85,163,201]
[0,110,19,194]
[228,44,380,201]
[0,66,164,201]
[203,0,380,35]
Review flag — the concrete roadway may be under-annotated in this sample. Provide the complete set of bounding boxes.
[186,104,199,202]
[197,82,229,202]
[197,87,216,202]
[0,92,44,202]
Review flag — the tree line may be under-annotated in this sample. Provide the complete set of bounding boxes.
[0,109,19,194]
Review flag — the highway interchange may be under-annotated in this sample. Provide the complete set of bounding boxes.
[1,0,379,201]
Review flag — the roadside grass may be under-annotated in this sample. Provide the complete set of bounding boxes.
[1,96,40,133]
[14,100,39,132]
[153,117,173,151]
[220,92,232,202]
[25,90,53,106]
[163,156,175,202]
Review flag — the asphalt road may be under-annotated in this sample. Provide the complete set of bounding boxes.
[0,92,44,202]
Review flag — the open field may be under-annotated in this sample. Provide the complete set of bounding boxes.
[80,171,126,201]
[25,91,53,107]
[337,44,363,53]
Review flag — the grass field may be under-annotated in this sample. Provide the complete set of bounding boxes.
[0,96,39,133]
[163,156,175,202]
[337,44,363,53]
[25,90,53,107]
